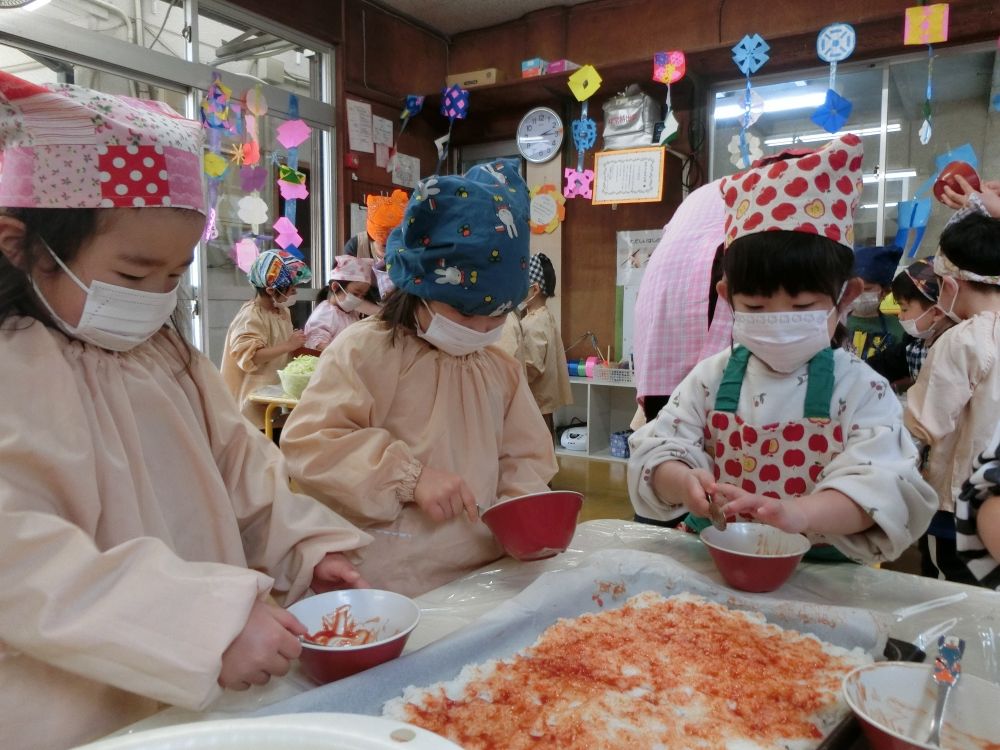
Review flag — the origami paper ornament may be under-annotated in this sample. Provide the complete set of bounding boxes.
[203,152,228,178]
[813,23,856,133]
[918,46,935,145]
[904,3,949,45]
[652,51,686,146]
[563,167,595,200]
[402,94,424,120]
[436,86,470,172]
[200,72,234,131]
[529,183,566,234]
[738,89,765,129]
[568,65,602,102]
[731,34,769,169]
[276,118,311,150]
[234,238,259,273]
[240,165,267,193]
[728,133,762,168]
[244,85,268,117]
[572,117,597,153]
[894,197,932,258]
[810,89,854,134]
[278,164,305,184]
[237,195,268,233]
[278,179,308,200]
[273,216,303,250]
[653,51,686,85]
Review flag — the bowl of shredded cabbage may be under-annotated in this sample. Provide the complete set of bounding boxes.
[278,355,319,399]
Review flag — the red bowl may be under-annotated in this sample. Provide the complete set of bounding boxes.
[843,662,1000,750]
[286,589,420,684]
[480,491,583,561]
[700,523,810,593]
[933,161,981,204]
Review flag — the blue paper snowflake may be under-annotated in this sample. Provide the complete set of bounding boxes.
[572,117,597,152]
[732,34,770,76]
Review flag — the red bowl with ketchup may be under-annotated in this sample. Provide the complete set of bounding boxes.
[287,589,420,683]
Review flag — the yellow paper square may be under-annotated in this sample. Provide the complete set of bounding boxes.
[904,4,949,45]
[203,152,228,178]
[568,65,602,102]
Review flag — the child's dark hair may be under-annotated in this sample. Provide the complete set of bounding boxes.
[723,230,854,304]
[0,207,193,369]
[890,272,933,307]
[939,213,1000,293]
[316,282,334,304]
[376,288,421,344]
[535,253,557,297]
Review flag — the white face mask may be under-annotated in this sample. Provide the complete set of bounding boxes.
[32,242,177,352]
[336,286,363,312]
[417,300,504,356]
[851,291,882,317]
[899,307,938,339]
[935,282,962,323]
[273,291,297,309]
[732,308,836,373]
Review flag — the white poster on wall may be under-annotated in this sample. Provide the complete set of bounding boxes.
[372,115,393,146]
[617,229,662,360]
[346,99,374,153]
[616,229,662,286]
[392,152,420,189]
[350,203,367,240]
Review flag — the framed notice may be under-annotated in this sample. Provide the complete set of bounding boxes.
[592,146,665,205]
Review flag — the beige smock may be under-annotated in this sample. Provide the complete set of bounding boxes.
[220,298,293,425]
[496,311,525,370]
[281,319,559,597]
[905,312,1000,513]
[0,319,370,750]
[521,305,572,415]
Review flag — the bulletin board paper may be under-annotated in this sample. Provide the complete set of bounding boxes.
[592,147,665,205]
[346,99,374,153]
[392,152,420,189]
[372,115,394,146]
[616,229,662,286]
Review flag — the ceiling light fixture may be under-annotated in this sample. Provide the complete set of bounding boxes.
[764,124,902,148]
[713,92,827,120]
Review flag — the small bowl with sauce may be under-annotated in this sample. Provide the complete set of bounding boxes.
[843,661,1000,750]
[287,589,420,683]
[481,491,583,561]
[700,523,810,593]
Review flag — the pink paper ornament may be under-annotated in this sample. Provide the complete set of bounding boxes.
[276,118,311,149]
[563,167,595,200]
[273,216,303,249]
[234,238,259,273]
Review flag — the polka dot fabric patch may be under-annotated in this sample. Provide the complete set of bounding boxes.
[98,145,170,208]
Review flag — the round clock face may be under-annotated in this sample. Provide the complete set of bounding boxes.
[517,106,564,164]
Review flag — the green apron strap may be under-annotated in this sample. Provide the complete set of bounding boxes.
[803,347,835,419]
[713,346,751,413]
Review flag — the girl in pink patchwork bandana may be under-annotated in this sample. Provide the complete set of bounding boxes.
[0,72,370,750]
[628,134,936,565]
[304,254,376,350]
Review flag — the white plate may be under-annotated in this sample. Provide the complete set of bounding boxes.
[74,713,463,750]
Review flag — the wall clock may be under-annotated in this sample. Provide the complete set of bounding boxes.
[516,106,564,164]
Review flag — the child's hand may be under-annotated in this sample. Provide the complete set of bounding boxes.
[218,600,305,691]
[940,174,977,210]
[714,484,809,534]
[285,330,307,352]
[311,552,370,592]
[413,467,478,522]
[652,462,717,516]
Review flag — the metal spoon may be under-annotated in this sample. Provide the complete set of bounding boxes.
[926,635,965,746]
[706,492,727,531]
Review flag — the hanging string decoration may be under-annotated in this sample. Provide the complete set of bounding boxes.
[199,71,241,242]
[652,50,686,145]
[273,95,311,259]
[233,85,270,239]
[811,23,855,133]
[731,34,769,169]
[437,85,469,173]
[389,94,424,172]
[565,64,602,200]
[905,3,950,145]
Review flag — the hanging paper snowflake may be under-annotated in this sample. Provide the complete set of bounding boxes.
[563,167,595,200]
[817,23,856,63]
[728,133,762,168]
[572,117,597,153]
[731,34,770,76]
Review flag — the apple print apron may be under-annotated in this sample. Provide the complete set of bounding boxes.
[684,346,849,562]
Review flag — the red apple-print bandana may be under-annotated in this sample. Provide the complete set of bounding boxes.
[719,133,865,250]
